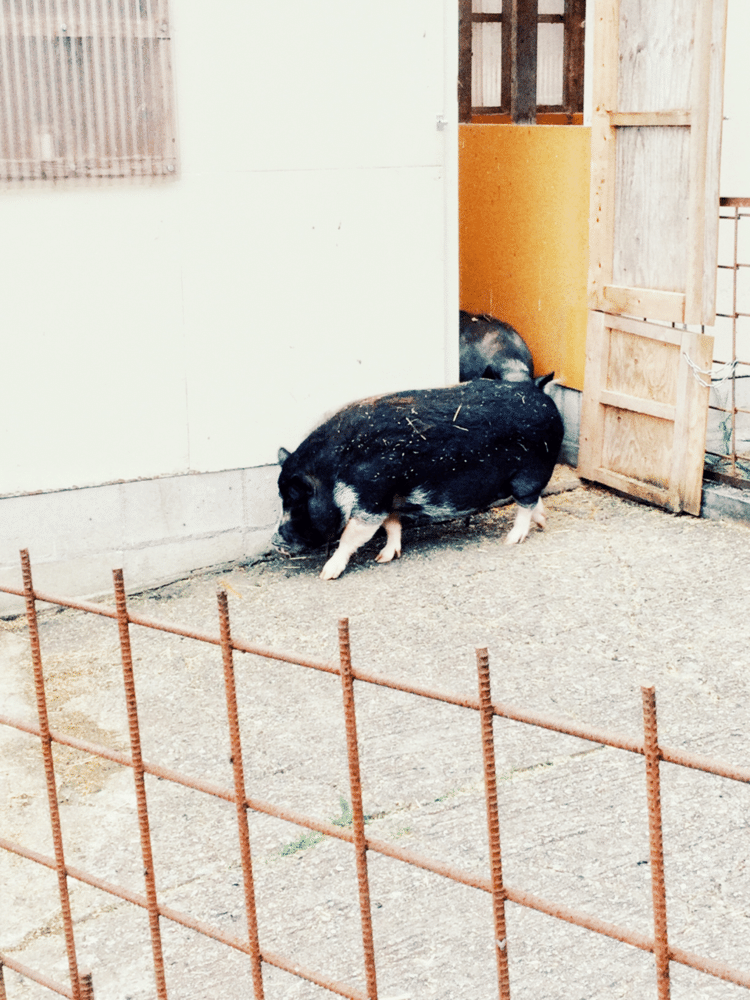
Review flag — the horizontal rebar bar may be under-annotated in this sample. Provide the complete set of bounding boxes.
[0,951,74,999]
[0,584,338,672]
[1,623,748,785]
[3,833,749,991]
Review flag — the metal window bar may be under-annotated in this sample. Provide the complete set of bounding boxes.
[0,0,176,180]
[705,196,750,487]
[0,550,749,997]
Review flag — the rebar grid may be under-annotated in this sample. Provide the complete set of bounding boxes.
[1,554,750,999]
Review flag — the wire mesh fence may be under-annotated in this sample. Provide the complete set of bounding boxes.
[1,548,749,999]
[705,196,750,486]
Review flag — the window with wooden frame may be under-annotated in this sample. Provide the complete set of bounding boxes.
[459,0,585,124]
[0,0,176,180]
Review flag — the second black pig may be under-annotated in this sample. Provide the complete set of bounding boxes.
[459,310,535,382]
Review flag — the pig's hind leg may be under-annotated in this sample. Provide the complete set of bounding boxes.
[505,497,546,545]
[375,512,402,564]
[320,515,387,580]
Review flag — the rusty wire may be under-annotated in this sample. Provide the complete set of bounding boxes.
[1,553,750,997]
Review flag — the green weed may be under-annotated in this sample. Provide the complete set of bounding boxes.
[279,829,323,856]
[331,795,354,827]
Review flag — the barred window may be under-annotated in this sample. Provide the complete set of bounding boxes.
[459,0,585,123]
[0,0,176,180]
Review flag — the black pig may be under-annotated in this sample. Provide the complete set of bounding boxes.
[460,310,536,382]
[273,378,563,580]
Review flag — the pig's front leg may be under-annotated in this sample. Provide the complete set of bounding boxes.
[320,516,384,580]
[505,498,546,545]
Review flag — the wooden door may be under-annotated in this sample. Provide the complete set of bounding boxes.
[578,0,728,514]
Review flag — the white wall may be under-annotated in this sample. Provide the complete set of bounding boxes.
[720,0,750,197]
[0,0,459,497]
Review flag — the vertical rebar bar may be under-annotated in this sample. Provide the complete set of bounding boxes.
[112,569,168,1000]
[20,549,82,1000]
[78,969,95,1000]
[641,685,671,999]
[476,648,511,1000]
[217,589,265,999]
[338,619,378,1000]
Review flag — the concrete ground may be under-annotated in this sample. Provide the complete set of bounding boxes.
[1,468,749,1000]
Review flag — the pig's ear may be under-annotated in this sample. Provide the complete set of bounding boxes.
[278,447,291,466]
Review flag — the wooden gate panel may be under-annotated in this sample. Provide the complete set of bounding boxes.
[580,0,726,512]
[601,408,676,491]
[613,127,690,293]
[607,327,678,404]
[578,313,713,514]
[588,0,728,326]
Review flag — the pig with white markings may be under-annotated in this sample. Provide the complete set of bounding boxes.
[273,377,563,580]
[460,310,547,384]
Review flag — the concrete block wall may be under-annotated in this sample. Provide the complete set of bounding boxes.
[547,384,582,468]
[0,465,281,617]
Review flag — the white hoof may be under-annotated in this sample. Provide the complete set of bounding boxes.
[320,553,348,580]
[505,523,529,545]
[375,544,401,564]
[374,512,402,564]
[505,498,545,545]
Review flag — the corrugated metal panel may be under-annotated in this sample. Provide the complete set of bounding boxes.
[0,0,176,179]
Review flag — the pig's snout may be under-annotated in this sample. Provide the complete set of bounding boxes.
[271,525,308,556]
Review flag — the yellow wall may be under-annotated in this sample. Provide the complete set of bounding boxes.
[459,125,591,390]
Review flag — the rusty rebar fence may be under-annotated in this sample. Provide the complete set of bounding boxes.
[705,196,750,487]
[1,549,749,998]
